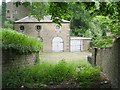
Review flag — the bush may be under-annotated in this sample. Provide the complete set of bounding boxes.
[4,20,13,29]
[48,60,75,83]
[90,36,113,48]
[76,65,100,87]
[2,60,101,88]
[1,28,43,54]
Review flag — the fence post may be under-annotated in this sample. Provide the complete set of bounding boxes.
[94,48,97,66]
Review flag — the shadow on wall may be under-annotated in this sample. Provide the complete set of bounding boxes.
[88,37,120,88]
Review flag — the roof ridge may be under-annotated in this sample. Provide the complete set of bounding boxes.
[15,15,70,23]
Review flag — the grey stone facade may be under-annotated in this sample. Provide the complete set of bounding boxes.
[14,16,70,52]
[6,2,29,20]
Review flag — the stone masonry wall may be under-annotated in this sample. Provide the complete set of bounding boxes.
[2,50,38,71]
[14,22,70,52]
[6,2,29,20]
[89,37,120,88]
[82,39,91,51]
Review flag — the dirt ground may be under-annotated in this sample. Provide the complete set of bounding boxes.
[39,51,92,63]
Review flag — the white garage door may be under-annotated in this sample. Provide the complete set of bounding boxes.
[70,40,81,52]
[52,37,63,52]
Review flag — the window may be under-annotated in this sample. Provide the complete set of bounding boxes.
[55,25,61,30]
[36,25,41,32]
[14,10,18,14]
[7,10,10,13]
[56,25,60,29]
[20,26,24,31]
[6,16,10,18]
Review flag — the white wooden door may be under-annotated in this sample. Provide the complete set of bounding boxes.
[70,40,81,52]
[52,37,63,52]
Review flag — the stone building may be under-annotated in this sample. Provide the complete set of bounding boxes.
[14,16,70,52]
[6,2,29,21]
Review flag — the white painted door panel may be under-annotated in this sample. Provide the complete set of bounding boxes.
[52,37,63,52]
[70,40,81,52]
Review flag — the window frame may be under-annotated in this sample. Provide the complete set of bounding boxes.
[7,10,10,13]
[36,25,41,32]
[55,25,61,31]
[19,25,25,31]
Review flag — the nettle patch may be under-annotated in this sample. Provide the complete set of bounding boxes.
[1,28,43,54]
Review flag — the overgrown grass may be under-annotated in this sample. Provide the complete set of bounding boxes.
[3,59,101,88]
[1,28,43,54]
[76,65,100,87]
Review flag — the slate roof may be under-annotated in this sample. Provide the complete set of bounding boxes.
[15,15,70,23]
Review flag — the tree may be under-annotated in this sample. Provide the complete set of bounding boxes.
[16,2,48,21]
[69,2,93,37]
[27,2,49,21]
[16,1,119,37]
[92,2,120,37]
[92,15,112,36]
[48,2,69,25]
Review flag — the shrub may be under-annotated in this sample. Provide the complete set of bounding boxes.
[1,28,43,54]
[48,60,75,83]
[76,65,100,87]
[90,36,113,48]
[4,20,13,29]
[2,59,101,88]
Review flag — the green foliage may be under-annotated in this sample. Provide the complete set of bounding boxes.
[91,36,113,48]
[48,2,69,25]
[1,28,42,54]
[3,59,101,88]
[4,19,13,29]
[70,3,92,29]
[22,2,69,25]
[94,2,120,37]
[28,2,48,21]
[18,2,49,21]
[21,2,120,37]
[70,28,86,37]
[49,60,75,83]
[20,2,120,37]
[69,3,107,38]
[92,16,112,36]
[69,2,92,37]
[76,66,100,87]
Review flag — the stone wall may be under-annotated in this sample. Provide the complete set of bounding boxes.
[88,37,120,88]
[82,39,91,51]
[2,49,38,71]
